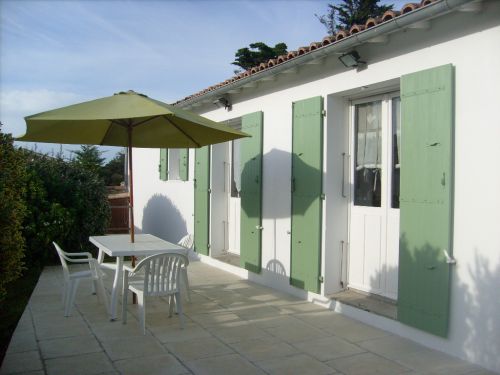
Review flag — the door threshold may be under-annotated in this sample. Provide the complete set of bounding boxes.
[213,251,240,267]
[328,289,397,320]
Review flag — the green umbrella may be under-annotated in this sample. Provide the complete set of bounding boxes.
[18,90,249,242]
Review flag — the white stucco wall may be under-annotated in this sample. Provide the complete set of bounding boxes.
[133,3,500,371]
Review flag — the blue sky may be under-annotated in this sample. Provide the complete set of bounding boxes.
[0,0,405,157]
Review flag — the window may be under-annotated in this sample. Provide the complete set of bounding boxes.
[352,95,400,208]
[231,139,241,197]
[354,100,382,207]
[159,148,188,181]
[391,97,401,208]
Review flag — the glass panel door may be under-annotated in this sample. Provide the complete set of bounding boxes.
[348,94,400,300]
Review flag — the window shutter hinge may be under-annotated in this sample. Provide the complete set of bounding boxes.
[208,188,212,193]
[322,110,326,117]
[319,276,324,283]
[320,193,326,200]
[207,244,211,249]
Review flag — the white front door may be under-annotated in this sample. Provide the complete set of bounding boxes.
[348,95,400,300]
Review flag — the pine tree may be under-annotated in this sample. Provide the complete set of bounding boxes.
[232,42,287,71]
[316,0,393,35]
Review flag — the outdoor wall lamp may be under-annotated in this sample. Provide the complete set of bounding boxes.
[339,51,365,68]
[213,97,231,111]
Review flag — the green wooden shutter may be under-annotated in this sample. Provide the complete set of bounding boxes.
[179,149,189,181]
[398,64,454,337]
[159,148,168,181]
[290,96,323,293]
[194,146,210,255]
[240,111,263,273]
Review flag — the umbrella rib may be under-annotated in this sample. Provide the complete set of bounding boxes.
[110,117,161,128]
[162,115,201,148]
[131,116,162,127]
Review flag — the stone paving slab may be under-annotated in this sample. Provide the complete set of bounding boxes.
[1,261,494,375]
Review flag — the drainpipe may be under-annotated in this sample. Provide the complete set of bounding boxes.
[176,0,476,109]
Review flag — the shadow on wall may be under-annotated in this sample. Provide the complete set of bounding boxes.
[239,147,322,292]
[240,148,322,220]
[461,251,500,371]
[141,194,187,243]
[367,237,500,372]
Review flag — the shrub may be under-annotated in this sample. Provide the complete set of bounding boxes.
[22,150,110,265]
[0,129,27,301]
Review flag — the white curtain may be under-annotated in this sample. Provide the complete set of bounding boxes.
[356,101,382,170]
[232,139,241,193]
[392,97,401,167]
[168,149,180,180]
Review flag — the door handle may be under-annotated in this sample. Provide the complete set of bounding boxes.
[443,249,456,265]
[342,152,347,198]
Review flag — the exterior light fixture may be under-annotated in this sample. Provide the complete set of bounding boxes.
[213,97,231,110]
[339,51,365,68]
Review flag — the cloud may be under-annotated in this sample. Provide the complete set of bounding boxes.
[0,89,85,135]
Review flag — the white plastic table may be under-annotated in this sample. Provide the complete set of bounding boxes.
[89,234,184,320]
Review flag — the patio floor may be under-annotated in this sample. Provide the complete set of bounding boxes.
[1,260,494,375]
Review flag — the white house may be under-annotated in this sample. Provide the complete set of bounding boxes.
[133,0,500,371]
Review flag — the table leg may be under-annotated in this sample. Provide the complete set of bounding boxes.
[97,248,104,264]
[110,256,123,321]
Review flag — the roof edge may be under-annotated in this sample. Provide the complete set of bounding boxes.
[174,0,475,109]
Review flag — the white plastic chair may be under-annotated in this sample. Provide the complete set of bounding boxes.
[177,234,193,302]
[131,234,193,300]
[53,242,109,317]
[122,252,188,334]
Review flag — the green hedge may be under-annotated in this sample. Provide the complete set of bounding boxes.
[0,132,27,301]
[22,150,111,265]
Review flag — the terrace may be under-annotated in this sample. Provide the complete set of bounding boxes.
[1,260,493,375]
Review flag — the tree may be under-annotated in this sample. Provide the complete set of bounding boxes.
[22,150,110,264]
[72,145,105,177]
[232,42,288,71]
[0,124,27,301]
[102,151,125,186]
[316,0,393,35]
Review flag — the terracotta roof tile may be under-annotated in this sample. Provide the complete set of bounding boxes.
[277,54,288,63]
[381,10,400,22]
[365,17,380,28]
[267,58,277,67]
[350,24,366,34]
[321,35,335,46]
[174,0,439,105]
[309,42,321,50]
[402,3,420,13]
[335,30,350,41]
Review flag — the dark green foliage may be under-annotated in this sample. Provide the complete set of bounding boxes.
[316,0,393,35]
[232,42,288,71]
[102,151,125,186]
[22,150,110,264]
[0,126,27,301]
[72,145,105,178]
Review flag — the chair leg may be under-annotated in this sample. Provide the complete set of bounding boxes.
[181,268,191,303]
[168,295,174,318]
[91,278,96,295]
[174,292,185,329]
[122,289,128,324]
[138,294,146,335]
[96,278,109,315]
[65,279,79,317]
[62,284,67,309]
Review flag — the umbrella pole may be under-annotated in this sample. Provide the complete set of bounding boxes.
[128,123,137,305]
[128,123,135,244]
